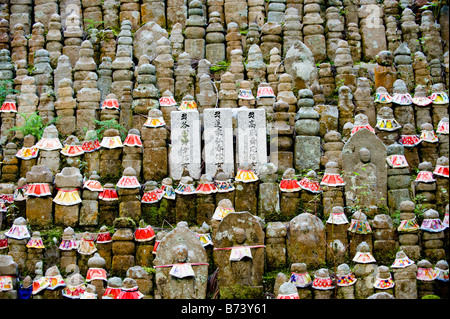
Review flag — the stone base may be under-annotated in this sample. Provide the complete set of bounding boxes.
[175,194,197,225]
[373,240,397,264]
[143,147,168,181]
[0,290,17,299]
[79,200,99,226]
[297,287,313,299]
[234,181,259,215]
[99,201,119,226]
[54,204,79,227]
[336,285,355,299]
[394,279,418,299]
[355,276,375,299]
[280,192,300,220]
[111,255,135,277]
[224,1,248,28]
[313,289,334,299]
[136,243,155,268]
[119,200,142,223]
[91,279,106,300]
[97,243,112,270]
[26,197,53,227]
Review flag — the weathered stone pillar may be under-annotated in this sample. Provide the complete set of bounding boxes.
[63,8,83,68]
[205,11,225,65]
[12,178,28,221]
[79,171,102,227]
[353,241,376,299]
[358,0,387,61]
[400,123,421,171]
[289,263,312,299]
[303,0,326,62]
[24,231,44,276]
[117,167,141,223]
[279,168,300,220]
[25,165,54,228]
[0,255,19,299]
[0,95,16,145]
[76,72,101,138]
[99,128,123,181]
[420,209,446,261]
[5,217,29,273]
[419,123,439,167]
[386,143,412,215]
[127,265,153,299]
[437,118,449,159]
[312,268,334,299]
[265,222,286,271]
[372,214,397,265]
[53,167,83,227]
[335,263,357,299]
[1,143,18,182]
[218,72,238,108]
[416,162,438,209]
[416,259,436,298]
[102,0,120,30]
[373,265,395,296]
[141,0,166,27]
[394,43,414,92]
[97,57,113,101]
[430,84,449,129]
[325,206,349,265]
[434,260,449,299]
[41,266,65,300]
[234,163,259,215]
[294,89,320,173]
[348,211,373,257]
[434,156,449,214]
[86,253,107,299]
[96,225,113,271]
[391,250,418,299]
[111,217,136,277]
[134,220,155,270]
[321,161,345,218]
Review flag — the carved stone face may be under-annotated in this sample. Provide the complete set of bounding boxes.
[359,148,371,163]
[174,245,188,263]
[234,228,246,245]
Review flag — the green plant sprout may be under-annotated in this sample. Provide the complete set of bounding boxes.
[7,112,60,141]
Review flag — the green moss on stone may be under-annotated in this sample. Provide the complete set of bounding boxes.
[262,267,290,294]
[219,285,263,299]
[113,217,136,229]
[422,294,440,299]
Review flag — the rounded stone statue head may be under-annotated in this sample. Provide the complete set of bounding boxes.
[233,227,246,245]
[358,147,371,163]
[173,244,188,263]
